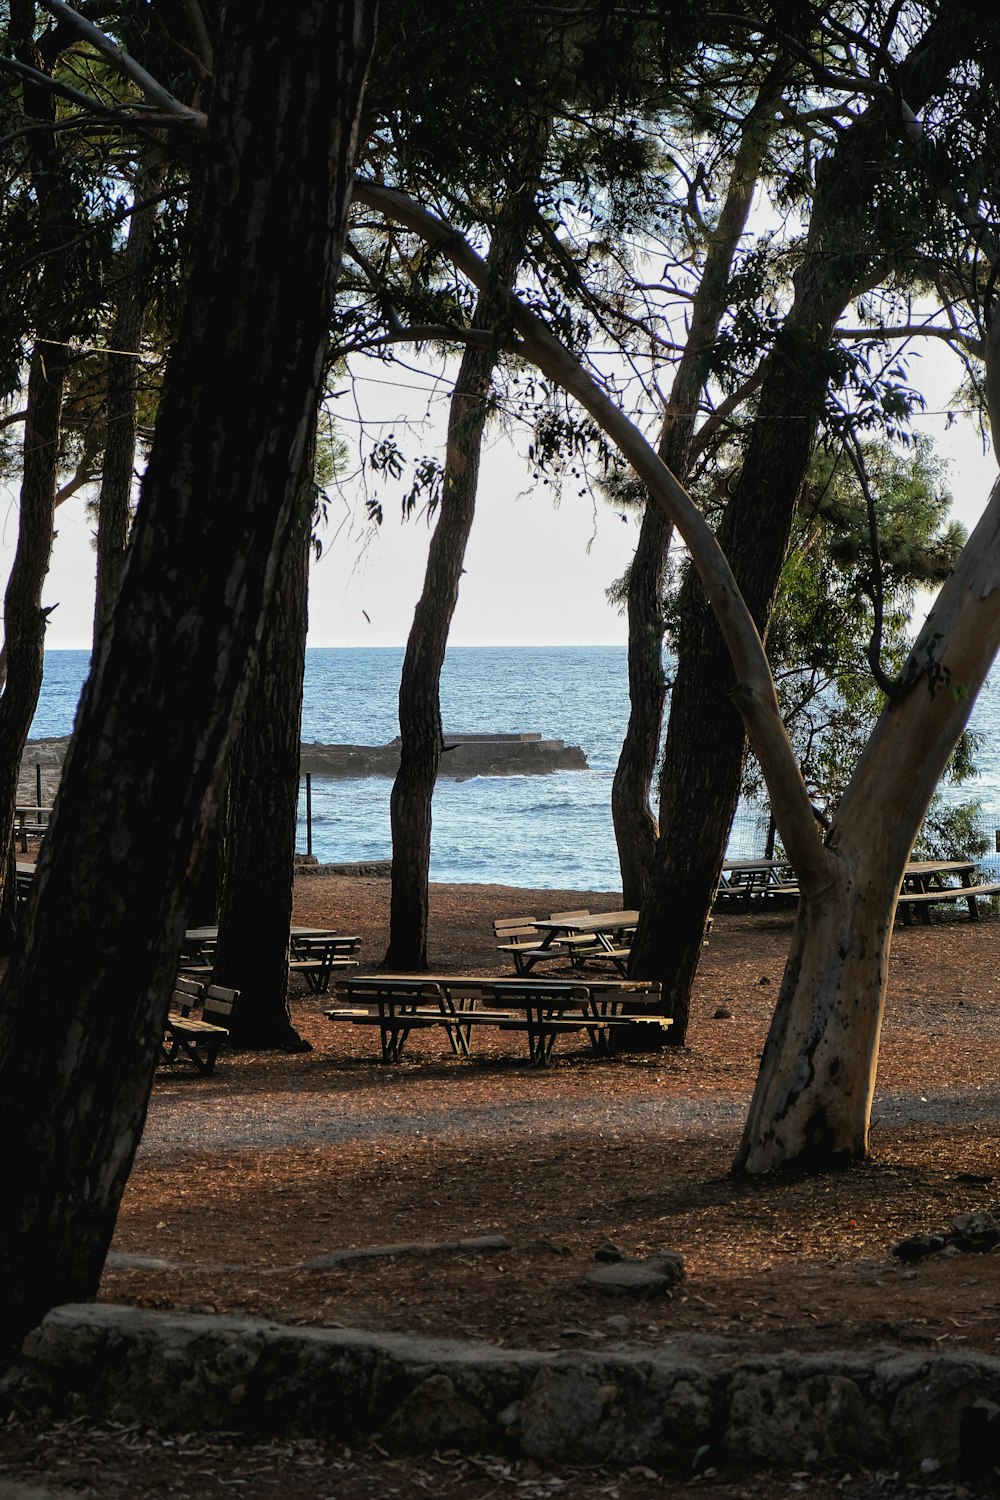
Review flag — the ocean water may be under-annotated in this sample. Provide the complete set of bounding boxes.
[26,646,1000,890]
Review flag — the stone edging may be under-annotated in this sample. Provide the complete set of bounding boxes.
[6,1304,1000,1480]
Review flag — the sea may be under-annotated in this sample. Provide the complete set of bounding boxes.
[26,645,1000,892]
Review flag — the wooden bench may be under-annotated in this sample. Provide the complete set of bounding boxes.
[162,978,239,1075]
[326,975,669,1065]
[896,883,1000,924]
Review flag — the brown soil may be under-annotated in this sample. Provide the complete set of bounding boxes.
[8,873,1000,1500]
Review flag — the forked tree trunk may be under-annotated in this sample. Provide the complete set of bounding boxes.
[736,476,1000,1172]
[0,0,375,1350]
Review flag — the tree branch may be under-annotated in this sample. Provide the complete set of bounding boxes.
[35,0,208,130]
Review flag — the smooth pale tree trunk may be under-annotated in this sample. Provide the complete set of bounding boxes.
[0,0,375,1351]
[211,472,312,1050]
[613,77,781,909]
[385,117,549,971]
[93,153,163,642]
[736,476,1000,1172]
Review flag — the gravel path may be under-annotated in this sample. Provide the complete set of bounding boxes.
[136,1078,1000,1159]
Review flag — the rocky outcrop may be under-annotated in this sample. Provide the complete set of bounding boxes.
[299,733,588,779]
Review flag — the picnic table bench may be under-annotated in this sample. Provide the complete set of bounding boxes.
[713,856,1000,924]
[326,973,669,1065]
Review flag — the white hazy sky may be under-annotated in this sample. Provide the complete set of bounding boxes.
[3,343,997,652]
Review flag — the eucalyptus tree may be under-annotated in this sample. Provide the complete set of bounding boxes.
[0,0,376,1350]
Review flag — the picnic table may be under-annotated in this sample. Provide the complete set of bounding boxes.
[524,910,639,976]
[325,973,668,1064]
[15,805,51,852]
[715,860,798,909]
[896,859,1000,924]
[179,925,361,991]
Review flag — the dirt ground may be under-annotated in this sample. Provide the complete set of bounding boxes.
[6,872,1000,1499]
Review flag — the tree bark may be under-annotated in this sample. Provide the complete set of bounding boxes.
[0,0,375,1350]
[612,78,780,908]
[211,461,312,1050]
[385,117,549,970]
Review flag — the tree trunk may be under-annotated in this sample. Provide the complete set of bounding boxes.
[612,498,670,907]
[736,476,1000,1172]
[0,0,375,1351]
[384,343,497,969]
[612,76,781,908]
[385,117,550,970]
[211,467,312,1050]
[93,153,163,642]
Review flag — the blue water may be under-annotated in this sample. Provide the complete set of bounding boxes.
[26,647,1000,890]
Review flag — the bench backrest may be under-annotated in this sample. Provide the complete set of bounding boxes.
[493,916,541,945]
[549,909,591,921]
[171,975,204,1015]
[203,984,238,1028]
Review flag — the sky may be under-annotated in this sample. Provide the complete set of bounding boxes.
[2,343,997,653]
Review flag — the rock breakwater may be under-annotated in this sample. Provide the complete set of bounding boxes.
[23,731,589,797]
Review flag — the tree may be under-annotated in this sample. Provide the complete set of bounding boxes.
[384,112,551,971]
[0,2,116,945]
[627,0,993,1045]
[720,435,967,819]
[0,0,376,1350]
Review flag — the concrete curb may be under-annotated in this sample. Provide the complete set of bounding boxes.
[6,1305,1000,1480]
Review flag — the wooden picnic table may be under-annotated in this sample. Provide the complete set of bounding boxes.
[528,910,640,976]
[325,972,667,1064]
[14,804,52,852]
[715,856,1000,924]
